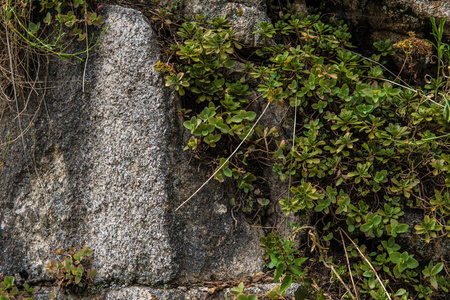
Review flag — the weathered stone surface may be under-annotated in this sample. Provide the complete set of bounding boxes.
[34,286,208,300]
[160,0,270,45]
[170,143,265,283]
[398,209,450,262]
[308,0,450,46]
[305,0,450,82]
[34,283,303,299]
[0,4,263,287]
[309,0,450,32]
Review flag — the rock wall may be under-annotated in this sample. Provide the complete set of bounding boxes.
[305,0,450,82]
[2,0,450,298]
[308,0,450,45]
[0,4,264,295]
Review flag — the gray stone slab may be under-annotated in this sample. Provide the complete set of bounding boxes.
[0,4,263,287]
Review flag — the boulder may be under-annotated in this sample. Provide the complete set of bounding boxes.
[0,4,264,288]
[159,0,271,45]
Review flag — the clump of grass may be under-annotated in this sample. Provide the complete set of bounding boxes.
[0,0,104,154]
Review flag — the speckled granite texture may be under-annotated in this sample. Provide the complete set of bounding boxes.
[34,284,303,299]
[0,5,263,287]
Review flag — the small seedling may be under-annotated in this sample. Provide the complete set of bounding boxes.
[46,247,96,299]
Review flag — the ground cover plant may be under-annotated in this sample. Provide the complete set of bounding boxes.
[156,4,450,299]
[46,247,96,299]
[0,275,36,300]
[0,247,96,300]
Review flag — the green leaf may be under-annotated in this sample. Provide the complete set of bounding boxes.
[228,115,243,123]
[295,257,308,266]
[360,224,370,232]
[28,22,41,35]
[183,117,200,133]
[43,12,52,24]
[396,224,409,233]
[73,253,81,261]
[231,282,245,295]
[204,133,221,146]
[430,276,438,290]
[77,265,85,275]
[274,262,286,282]
[373,215,382,225]
[214,78,225,88]
[389,252,401,263]
[431,263,444,275]
[338,84,349,99]
[209,118,230,133]
[75,274,82,284]
[223,167,232,177]
[224,59,235,69]
[444,99,450,122]
[280,275,293,293]
[24,283,34,294]
[4,276,14,288]
[397,263,407,274]
[323,233,333,241]
[241,111,256,121]
[406,257,419,269]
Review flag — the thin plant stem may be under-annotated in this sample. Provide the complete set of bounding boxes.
[4,9,29,175]
[176,102,271,211]
[340,229,360,300]
[340,228,392,300]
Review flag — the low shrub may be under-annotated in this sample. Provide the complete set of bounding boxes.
[157,6,450,299]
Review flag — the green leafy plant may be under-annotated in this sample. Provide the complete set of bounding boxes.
[422,262,444,290]
[427,17,449,107]
[0,276,36,300]
[260,232,308,295]
[156,15,265,210]
[160,9,450,298]
[228,283,257,300]
[45,247,96,299]
[415,284,434,300]
[280,181,321,214]
[414,215,443,243]
[3,0,105,59]
[360,212,383,237]
[389,251,419,278]
[385,219,409,237]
